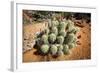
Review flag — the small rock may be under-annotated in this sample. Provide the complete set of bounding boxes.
[76,41,81,45]
[77,35,81,39]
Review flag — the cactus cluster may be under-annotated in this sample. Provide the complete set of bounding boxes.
[34,18,80,56]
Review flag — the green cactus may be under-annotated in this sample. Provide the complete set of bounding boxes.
[63,45,69,54]
[73,27,80,34]
[59,30,66,37]
[68,43,76,49]
[57,50,64,56]
[57,36,64,44]
[48,33,56,43]
[73,36,77,43]
[68,26,80,34]
[51,18,59,27]
[40,45,49,54]
[45,29,50,35]
[57,45,63,51]
[48,19,52,28]
[51,27,58,35]
[50,45,58,55]
[58,21,67,30]
[67,20,75,32]
[67,24,75,32]
[34,18,79,56]
[65,33,75,44]
[41,34,48,44]
[67,20,74,26]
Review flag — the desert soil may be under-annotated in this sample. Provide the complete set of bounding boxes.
[23,20,91,62]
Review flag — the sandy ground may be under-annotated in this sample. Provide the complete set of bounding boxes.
[23,20,91,62]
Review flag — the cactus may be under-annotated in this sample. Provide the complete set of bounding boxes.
[65,33,75,44]
[68,43,76,49]
[59,21,67,30]
[63,45,69,54]
[67,20,75,33]
[67,26,74,33]
[51,27,58,35]
[57,45,63,51]
[57,50,64,56]
[67,20,74,26]
[57,36,64,44]
[51,18,59,27]
[48,19,52,28]
[59,30,66,37]
[68,26,80,34]
[50,45,58,55]
[34,18,80,57]
[73,27,80,34]
[48,33,56,43]
[40,45,49,54]
[45,29,50,35]
[73,36,77,43]
[41,34,48,44]
[56,44,64,56]
[67,21,80,34]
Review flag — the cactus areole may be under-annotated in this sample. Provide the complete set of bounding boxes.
[34,18,80,57]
